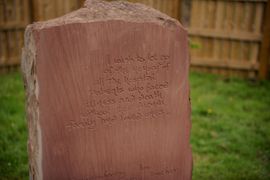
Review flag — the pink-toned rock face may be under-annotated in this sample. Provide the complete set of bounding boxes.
[22,1,192,180]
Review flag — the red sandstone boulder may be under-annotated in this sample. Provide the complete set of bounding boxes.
[22,0,192,179]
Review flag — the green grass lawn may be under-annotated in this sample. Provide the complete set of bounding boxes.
[0,72,269,180]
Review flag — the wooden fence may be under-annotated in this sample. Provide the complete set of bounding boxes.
[31,0,83,21]
[0,0,30,71]
[0,0,269,79]
[189,0,269,78]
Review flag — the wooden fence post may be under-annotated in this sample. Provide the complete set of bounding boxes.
[178,0,182,21]
[30,0,41,21]
[259,0,270,79]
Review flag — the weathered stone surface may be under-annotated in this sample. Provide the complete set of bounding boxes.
[22,0,192,179]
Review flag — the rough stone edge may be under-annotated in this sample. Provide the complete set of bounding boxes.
[21,26,42,180]
[27,0,186,32]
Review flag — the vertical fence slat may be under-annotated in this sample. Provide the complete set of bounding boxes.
[250,3,263,70]
[259,0,270,79]
[0,1,4,26]
[253,3,263,33]
[22,0,29,24]
[174,0,180,19]
[199,0,206,29]
[190,0,198,28]
[208,1,215,62]
[0,32,7,64]
[214,0,224,61]
[199,0,206,61]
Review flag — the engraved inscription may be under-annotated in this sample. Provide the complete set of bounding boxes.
[66,53,172,131]
[72,164,178,180]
